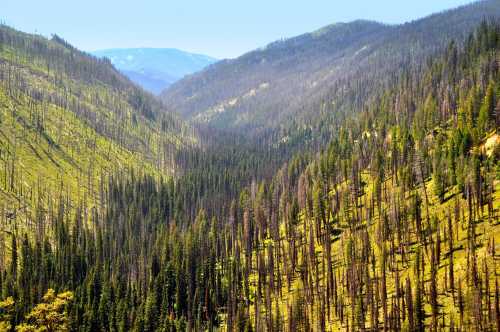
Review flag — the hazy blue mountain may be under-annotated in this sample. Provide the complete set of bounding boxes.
[91,48,217,94]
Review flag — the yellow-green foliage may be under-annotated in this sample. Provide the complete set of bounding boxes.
[0,38,195,218]
[0,296,14,331]
[0,84,161,215]
[12,289,73,332]
[239,167,499,331]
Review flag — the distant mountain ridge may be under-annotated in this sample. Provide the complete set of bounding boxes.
[161,0,500,135]
[91,48,217,94]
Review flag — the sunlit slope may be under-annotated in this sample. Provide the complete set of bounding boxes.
[0,25,196,214]
[238,163,499,331]
[218,21,500,330]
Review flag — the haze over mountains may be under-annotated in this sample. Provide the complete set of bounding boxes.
[91,48,217,94]
[161,0,500,135]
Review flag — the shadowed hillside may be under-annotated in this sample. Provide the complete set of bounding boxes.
[162,0,500,137]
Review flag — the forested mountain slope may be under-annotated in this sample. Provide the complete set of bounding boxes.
[0,19,498,332]
[0,25,195,217]
[161,0,500,137]
[229,23,500,330]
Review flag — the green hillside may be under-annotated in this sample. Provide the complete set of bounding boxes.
[0,25,196,217]
[0,7,499,332]
[218,22,500,331]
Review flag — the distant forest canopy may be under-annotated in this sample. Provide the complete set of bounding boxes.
[0,8,498,330]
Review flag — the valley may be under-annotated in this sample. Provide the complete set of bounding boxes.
[0,1,499,331]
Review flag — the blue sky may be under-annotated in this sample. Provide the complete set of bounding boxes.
[3,0,475,59]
